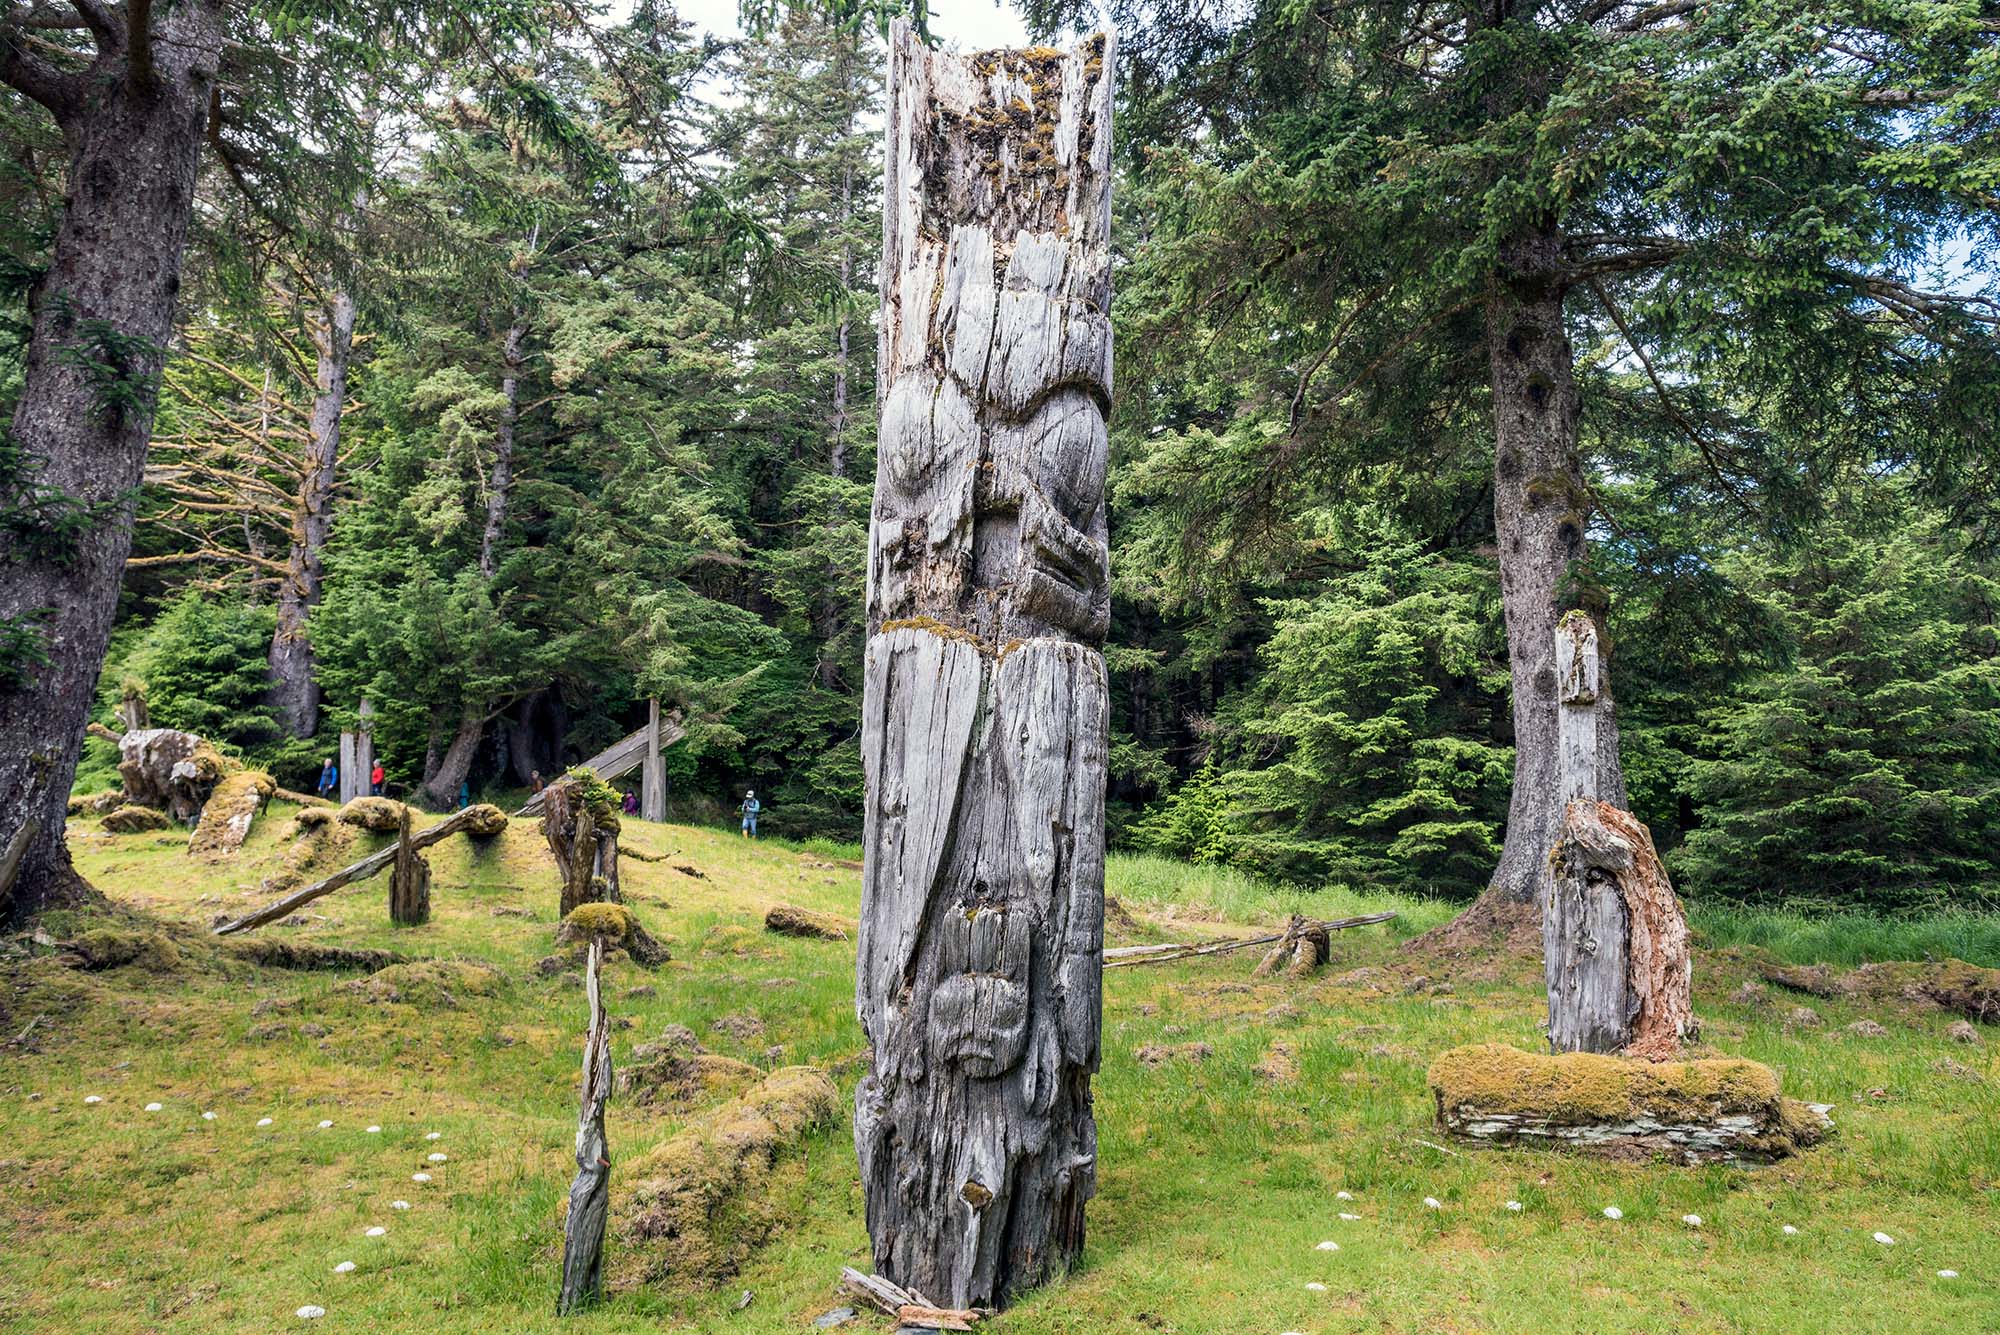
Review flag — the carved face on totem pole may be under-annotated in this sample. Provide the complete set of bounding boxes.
[855,27,1114,1313]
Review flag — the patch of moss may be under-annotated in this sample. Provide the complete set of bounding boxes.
[342,960,504,1009]
[101,805,170,834]
[562,902,637,939]
[68,929,183,973]
[338,796,408,832]
[1426,1043,1782,1124]
[188,769,275,858]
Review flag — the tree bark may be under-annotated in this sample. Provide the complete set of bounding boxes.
[1451,225,1627,934]
[479,318,526,578]
[0,3,225,926]
[268,289,354,738]
[423,703,484,809]
[854,26,1113,1312]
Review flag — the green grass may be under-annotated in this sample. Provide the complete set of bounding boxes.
[1,808,1994,1334]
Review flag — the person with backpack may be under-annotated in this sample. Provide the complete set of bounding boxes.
[739,789,760,839]
[317,758,338,800]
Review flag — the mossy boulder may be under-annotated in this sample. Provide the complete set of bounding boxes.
[338,796,409,832]
[1428,1043,1829,1164]
[101,805,171,834]
[612,1066,839,1288]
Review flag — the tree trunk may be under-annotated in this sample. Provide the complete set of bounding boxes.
[0,4,225,927]
[1444,225,1626,939]
[423,704,483,809]
[387,803,431,926]
[268,289,354,738]
[854,27,1113,1312]
[479,318,525,578]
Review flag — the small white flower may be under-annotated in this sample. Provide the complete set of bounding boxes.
[1304,1282,1328,1292]
[257,1117,273,1127]
[144,1102,162,1112]
[84,1095,102,1105]
[202,1111,216,1121]
[1335,1190,1354,1201]
[296,1306,326,1319]
[1873,1232,1895,1246]
[364,1226,386,1237]
[427,1152,447,1163]
[1602,1207,1623,1221]
[390,1200,410,1210]
[1338,1212,1361,1221]
[1423,1197,1442,1210]
[333,1262,355,1274]
[425,1132,441,1141]
[1782,1224,1799,1235]
[1505,1201,1523,1212]
[365,1125,381,1134]
[1315,1240,1339,1252]
[1937,1270,1958,1279]
[411,1172,431,1183]
[1682,1214,1702,1227]
[318,1120,333,1129]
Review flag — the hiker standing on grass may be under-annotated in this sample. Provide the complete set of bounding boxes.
[317,758,337,800]
[622,790,638,816]
[531,769,544,795]
[739,789,760,839]
[370,760,385,795]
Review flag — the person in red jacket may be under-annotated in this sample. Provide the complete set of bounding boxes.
[370,760,385,795]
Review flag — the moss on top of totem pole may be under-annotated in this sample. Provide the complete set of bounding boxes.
[879,615,990,652]
[1427,1042,1783,1125]
[561,901,636,941]
[564,767,622,818]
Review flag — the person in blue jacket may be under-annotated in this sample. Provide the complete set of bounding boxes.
[317,758,338,800]
[739,789,760,839]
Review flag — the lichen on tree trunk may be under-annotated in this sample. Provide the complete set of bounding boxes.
[853,24,1113,1312]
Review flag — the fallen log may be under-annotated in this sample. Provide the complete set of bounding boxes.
[1104,911,1396,969]
[840,1267,934,1315]
[210,803,509,935]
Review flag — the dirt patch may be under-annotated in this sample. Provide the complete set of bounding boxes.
[1135,1042,1211,1067]
[710,1012,765,1042]
[612,1066,839,1288]
[1253,1040,1300,1082]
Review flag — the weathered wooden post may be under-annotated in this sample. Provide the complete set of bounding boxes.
[388,803,431,926]
[1543,612,1695,1059]
[853,25,1113,1311]
[119,680,149,734]
[640,697,665,823]
[339,699,374,804]
[558,939,612,1313]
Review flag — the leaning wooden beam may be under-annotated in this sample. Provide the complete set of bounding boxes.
[514,715,685,819]
[1103,912,1397,969]
[854,24,1116,1312]
[557,940,613,1314]
[210,803,508,934]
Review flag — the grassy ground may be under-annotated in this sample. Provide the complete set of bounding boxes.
[2,805,1995,1334]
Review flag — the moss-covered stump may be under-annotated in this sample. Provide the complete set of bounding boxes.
[556,902,670,968]
[188,770,275,859]
[1428,1043,1830,1165]
[611,1066,839,1288]
[762,904,853,941]
[100,805,170,834]
[341,960,504,1009]
[338,796,408,832]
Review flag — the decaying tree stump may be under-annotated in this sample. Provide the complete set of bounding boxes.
[541,774,622,916]
[558,940,612,1314]
[853,25,1114,1312]
[1252,914,1332,978]
[116,728,227,822]
[388,805,431,926]
[1543,615,1694,1060]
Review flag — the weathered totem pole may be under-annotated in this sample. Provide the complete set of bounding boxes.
[854,24,1114,1311]
[1543,611,1695,1060]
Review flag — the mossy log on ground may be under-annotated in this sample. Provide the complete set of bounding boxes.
[188,770,275,859]
[763,904,854,941]
[1756,956,1999,1026]
[100,805,170,834]
[220,939,404,971]
[338,796,408,832]
[1428,1043,1830,1165]
[612,1066,839,1288]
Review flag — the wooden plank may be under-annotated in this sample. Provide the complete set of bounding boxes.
[515,716,685,818]
[1104,912,1397,968]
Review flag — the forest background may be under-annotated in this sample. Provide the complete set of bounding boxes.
[8,0,1999,917]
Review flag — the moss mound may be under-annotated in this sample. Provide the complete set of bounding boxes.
[67,790,124,817]
[1757,953,2000,1025]
[68,928,183,973]
[460,802,510,837]
[101,805,170,834]
[612,1066,839,1288]
[762,904,853,941]
[343,960,504,1008]
[223,940,404,972]
[555,902,670,967]
[338,796,408,832]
